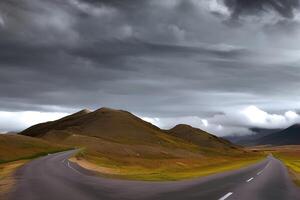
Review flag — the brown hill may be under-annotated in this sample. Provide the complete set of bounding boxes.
[20,109,92,138]
[20,108,205,169]
[21,108,242,153]
[167,124,241,152]
[20,108,197,148]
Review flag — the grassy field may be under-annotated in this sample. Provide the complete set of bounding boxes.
[72,152,264,181]
[67,135,265,181]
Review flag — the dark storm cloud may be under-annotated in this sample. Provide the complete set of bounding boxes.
[224,0,300,19]
[1,0,300,134]
[70,39,249,64]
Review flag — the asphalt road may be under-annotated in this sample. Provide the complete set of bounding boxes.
[9,150,300,200]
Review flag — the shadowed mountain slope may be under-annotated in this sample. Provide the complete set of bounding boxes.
[224,128,282,146]
[257,124,300,145]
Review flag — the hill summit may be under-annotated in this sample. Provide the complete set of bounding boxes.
[21,107,169,145]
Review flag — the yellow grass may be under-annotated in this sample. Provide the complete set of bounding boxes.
[273,147,300,186]
[0,134,71,164]
[72,148,264,181]
[275,156,300,186]
[58,134,266,181]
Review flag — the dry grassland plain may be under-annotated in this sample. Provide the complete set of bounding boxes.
[69,137,265,181]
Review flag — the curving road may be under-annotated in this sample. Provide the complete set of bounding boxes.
[9,150,300,200]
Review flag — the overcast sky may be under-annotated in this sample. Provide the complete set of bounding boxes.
[1,0,300,136]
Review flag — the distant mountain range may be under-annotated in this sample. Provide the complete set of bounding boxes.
[256,124,300,145]
[224,128,282,146]
[224,125,300,146]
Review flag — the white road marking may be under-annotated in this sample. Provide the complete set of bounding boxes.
[219,159,270,200]
[257,161,271,176]
[246,177,254,182]
[61,159,66,163]
[218,192,233,200]
[67,161,83,175]
[257,170,263,175]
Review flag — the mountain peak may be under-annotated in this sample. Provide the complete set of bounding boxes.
[83,108,92,113]
[288,123,300,129]
[170,124,205,133]
[172,124,193,129]
[95,107,119,113]
[72,108,93,115]
[62,108,92,119]
[20,107,164,145]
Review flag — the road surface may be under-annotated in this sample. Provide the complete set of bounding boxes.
[9,150,300,200]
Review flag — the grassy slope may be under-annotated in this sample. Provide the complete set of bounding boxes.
[21,108,184,146]
[0,134,70,163]
[65,135,264,181]
[167,124,241,153]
